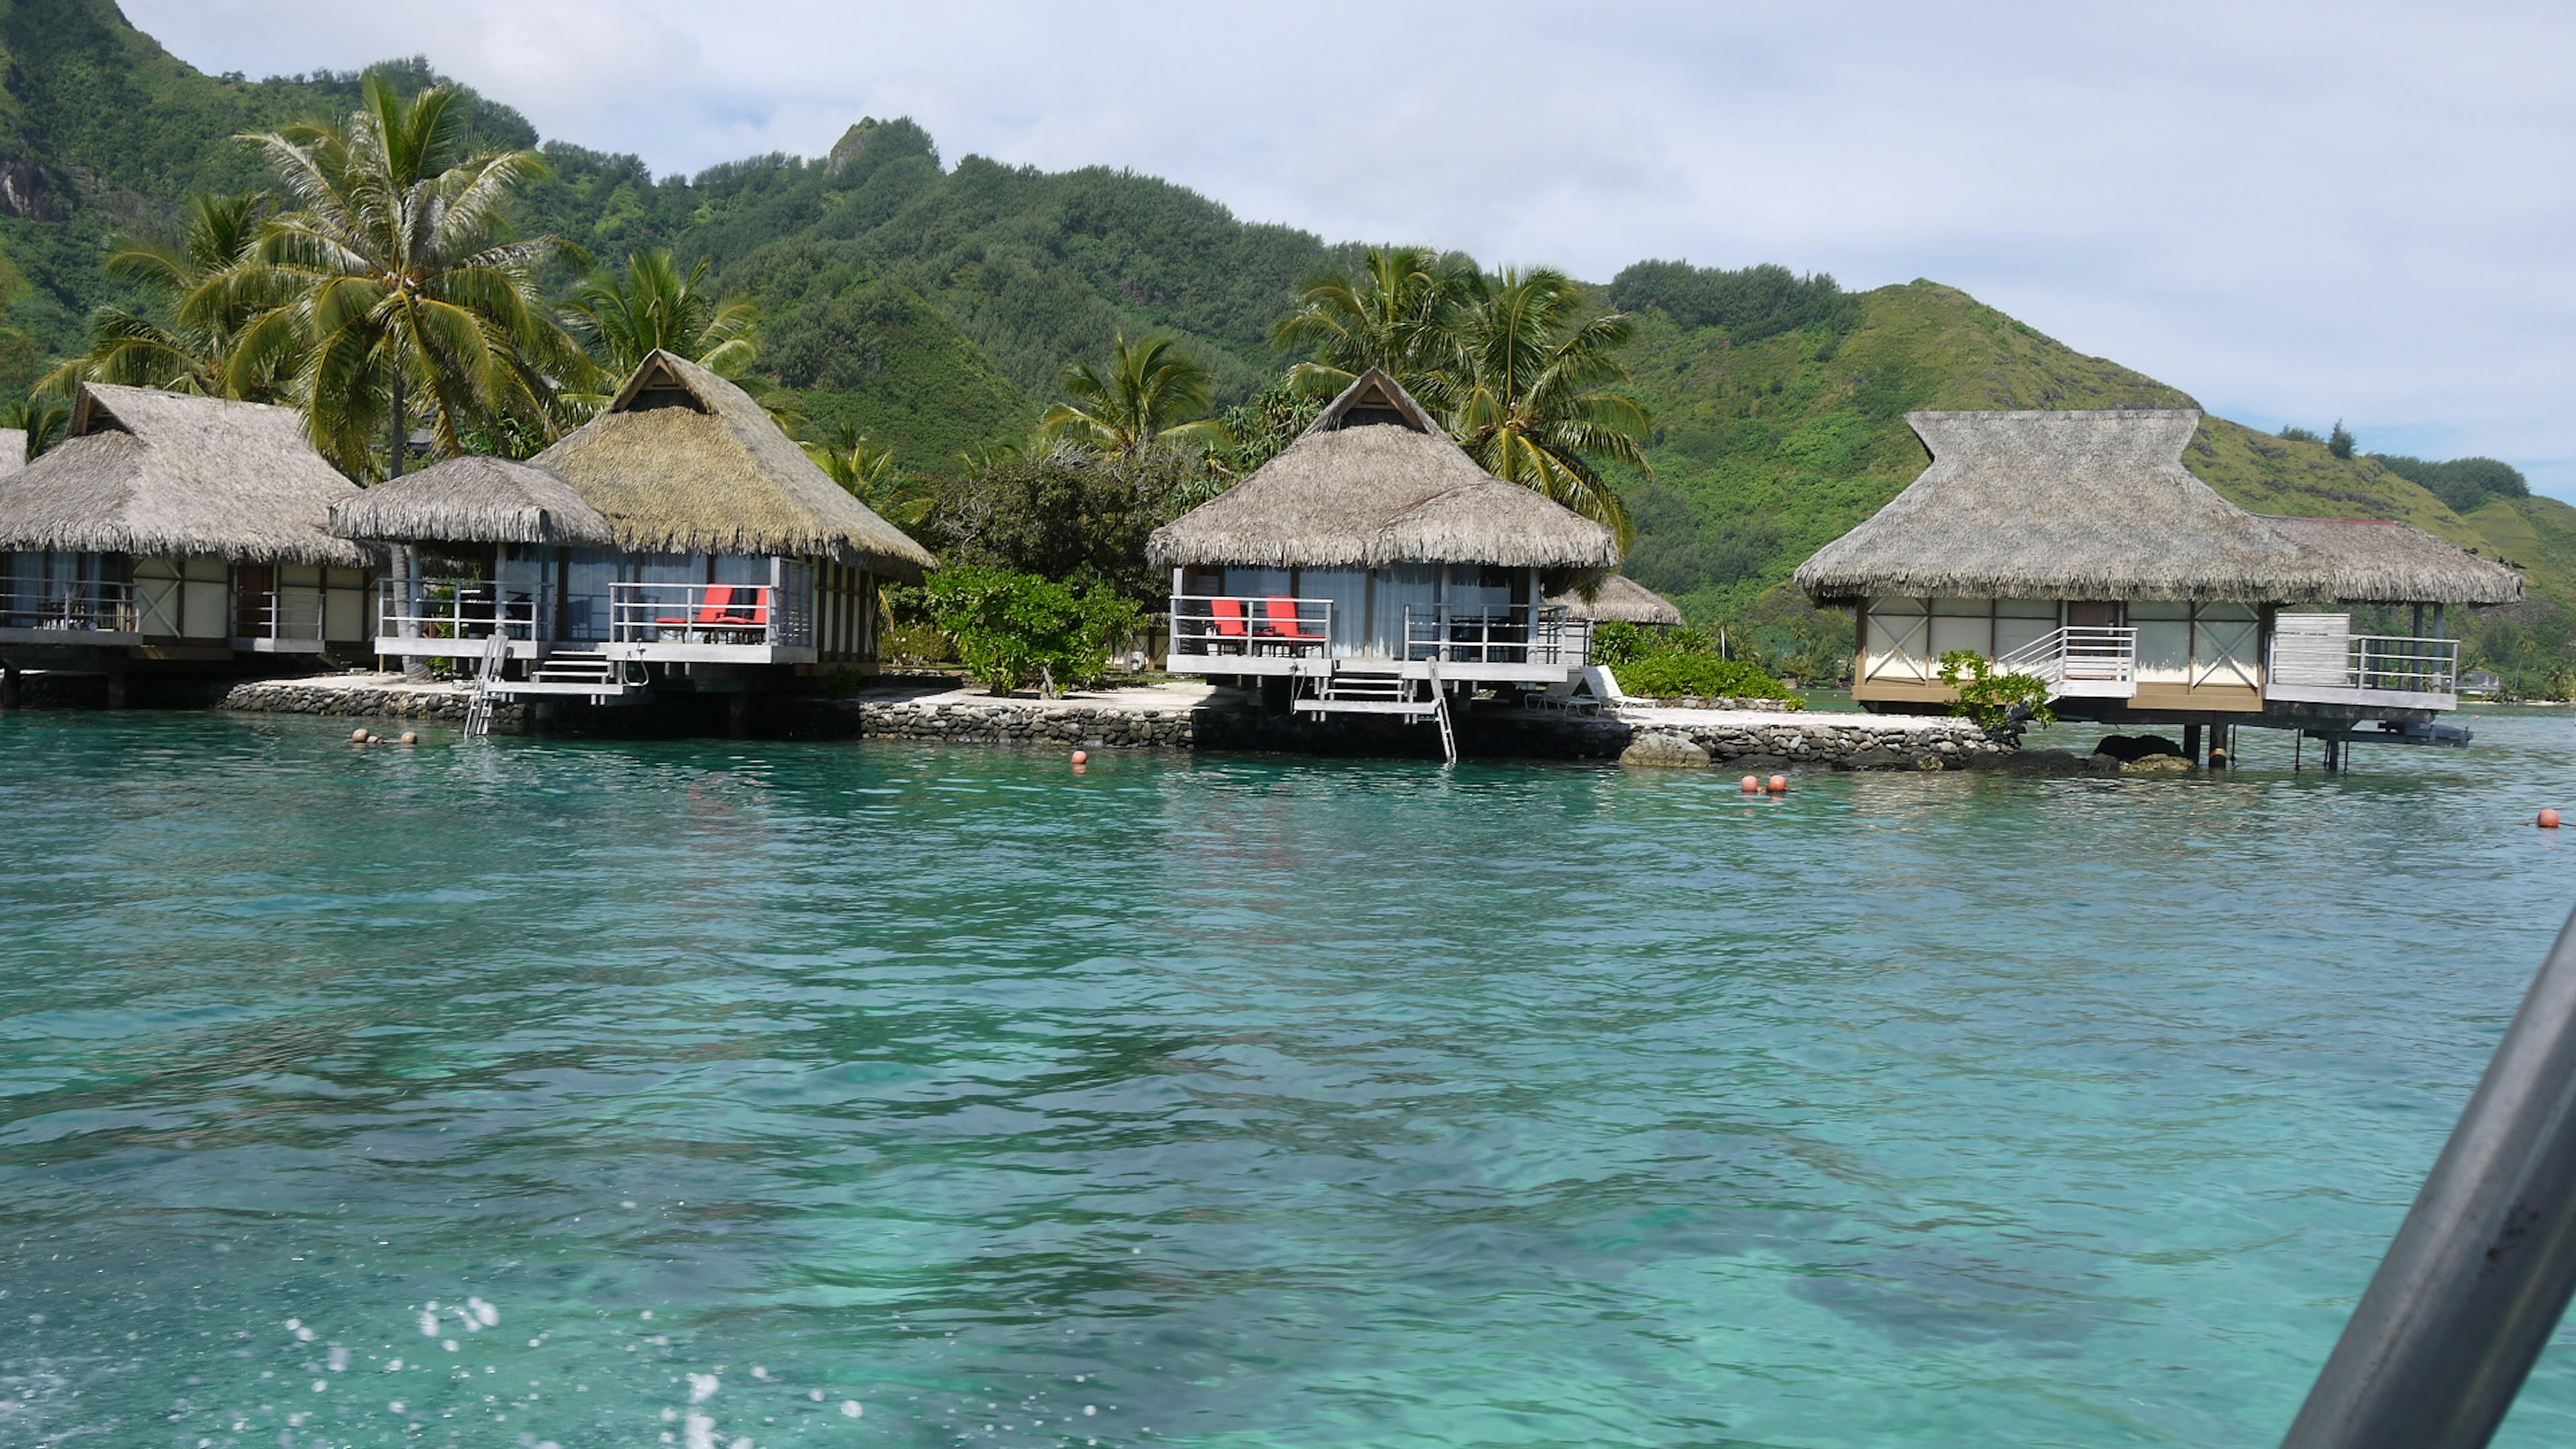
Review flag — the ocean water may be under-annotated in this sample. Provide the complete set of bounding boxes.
[4,706,2575,1449]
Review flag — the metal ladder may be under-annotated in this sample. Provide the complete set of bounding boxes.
[462,632,506,737]
[1428,663,1456,764]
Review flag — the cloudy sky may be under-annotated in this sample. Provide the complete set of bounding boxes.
[125,0,2576,496]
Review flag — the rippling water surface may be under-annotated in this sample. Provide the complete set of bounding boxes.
[6,708,2576,1448]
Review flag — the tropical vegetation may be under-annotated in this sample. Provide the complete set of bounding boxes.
[4,9,2573,682]
[907,565,1141,695]
[237,76,579,476]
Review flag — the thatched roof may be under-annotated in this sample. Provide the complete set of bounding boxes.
[0,384,369,566]
[1549,572,1684,625]
[1146,369,1620,571]
[331,455,616,547]
[527,351,934,580]
[2258,515,2523,606]
[0,430,23,476]
[1800,410,2382,605]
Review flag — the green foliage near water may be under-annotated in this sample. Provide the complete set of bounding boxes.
[908,564,1141,694]
[1936,650,2053,729]
[1591,621,1802,703]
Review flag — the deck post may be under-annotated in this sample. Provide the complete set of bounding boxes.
[1,662,17,709]
[104,671,126,710]
[2279,906,2576,1449]
[2184,722,2203,763]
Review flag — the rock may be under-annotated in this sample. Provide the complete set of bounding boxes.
[2120,751,2198,775]
[1619,732,1712,768]
[2094,733,2184,763]
[1971,746,2089,775]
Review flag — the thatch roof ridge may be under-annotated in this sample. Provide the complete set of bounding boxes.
[1148,369,1619,571]
[2255,514,2522,605]
[331,456,618,547]
[0,383,370,566]
[1548,572,1684,625]
[1796,408,2335,604]
[531,351,936,580]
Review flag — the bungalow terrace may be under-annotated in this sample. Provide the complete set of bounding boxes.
[1794,409,2522,762]
[0,384,374,700]
[1148,369,1621,756]
[331,350,934,716]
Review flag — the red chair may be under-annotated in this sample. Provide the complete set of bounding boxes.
[1209,598,1250,654]
[656,584,732,628]
[1263,595,1325,651]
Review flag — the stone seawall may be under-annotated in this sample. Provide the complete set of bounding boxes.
[821,695,1199,749]
[218,674,524,729]
[1623,710,2006,769]
[208,672,1999,769]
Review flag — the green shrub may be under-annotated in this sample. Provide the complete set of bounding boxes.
[1937,649,2053,729]
[1591,620,1655,666]
[904,566,1140,694]
[882,621,953,665]
[1616,651,1802,704]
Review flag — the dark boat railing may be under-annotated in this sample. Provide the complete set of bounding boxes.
[2281,905,2576,1448]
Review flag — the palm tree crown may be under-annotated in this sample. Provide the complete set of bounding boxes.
[1039,332,1230,458]
[237,75,578,477]
[1269,245,1477,400]
[1444,268,1648,546]
[40,192,301,403]
[566,250,759,400]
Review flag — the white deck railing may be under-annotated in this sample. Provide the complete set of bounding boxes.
[0,576,135,633]
[1405,603,1591,665]
[1994,626,2138,696]
[610,574,812,649]
[377,578,549,643]
[2268,630,2459,700]
[1171,594,1333,657]
[237,588,328,642]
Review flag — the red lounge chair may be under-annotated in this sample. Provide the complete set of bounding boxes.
[1210,597,1249,653]
[1263,596,1324,648]
[655,584,731,627]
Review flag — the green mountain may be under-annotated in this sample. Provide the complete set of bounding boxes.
[4,1,2568,686]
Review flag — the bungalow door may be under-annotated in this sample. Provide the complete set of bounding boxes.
[235,564,276,639]
[2065,601,2123,631]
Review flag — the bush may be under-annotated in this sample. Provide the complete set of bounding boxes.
[906,566,1140,694]
[1937,650,2053,729]
[1617,651,1802,702]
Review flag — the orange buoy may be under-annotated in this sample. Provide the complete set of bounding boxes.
[1768,774,1789,794]
[1071,750,1089,766]
[2542,808,2561,829]
[1741,774,1761,792]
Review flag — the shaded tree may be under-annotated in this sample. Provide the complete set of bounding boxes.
[1039,331,1228,456]
[40,193,303,402]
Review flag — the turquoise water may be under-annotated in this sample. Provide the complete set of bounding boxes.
[5,708,2576,1449]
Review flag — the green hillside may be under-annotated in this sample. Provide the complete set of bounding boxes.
[1613,280,2575,685]
[3,3,2568,684]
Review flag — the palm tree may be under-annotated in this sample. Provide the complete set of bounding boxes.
[802,421,934,531]
[237,76,579,478]
[2,396,68,462]
[565,249,758,405]
[1039,332,1229,457]
[38,193,302,402]
[1270,246,1477,400]
[1441,268,1650,545]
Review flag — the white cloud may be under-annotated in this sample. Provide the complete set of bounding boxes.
[119,0,2576,494]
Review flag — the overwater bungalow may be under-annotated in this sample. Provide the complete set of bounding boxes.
[1548,572,1685,628]
[1149,369,1621,751]
[330,350,934,709]
[1795,409,2523,759]
[0,384,374,696]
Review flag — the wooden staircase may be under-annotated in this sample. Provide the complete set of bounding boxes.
[1291,662,1457,763]
[488,647,643,706]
